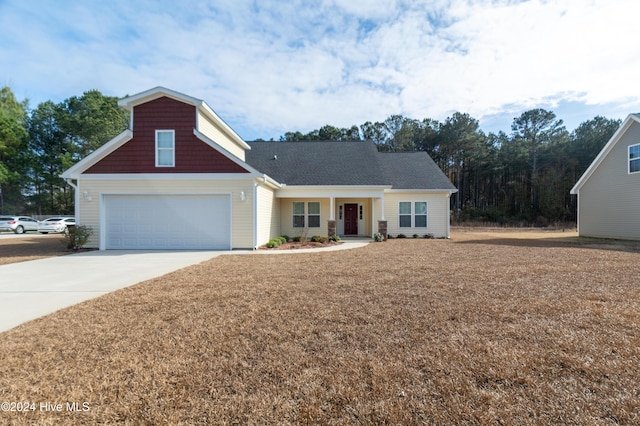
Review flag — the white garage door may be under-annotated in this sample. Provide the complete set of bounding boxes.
[105,195,231,250]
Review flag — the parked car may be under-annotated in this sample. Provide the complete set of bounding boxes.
[0,216,40,234]
[38,217,76,234]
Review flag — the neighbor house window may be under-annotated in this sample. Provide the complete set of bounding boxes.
[308,202,320,227]
[293,202,321,228]
[630,144,640,174]
[399,201,428,228]
[293,202,305,228]
[156,130,175,167]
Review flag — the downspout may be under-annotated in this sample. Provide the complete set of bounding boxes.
[66,178,79,220]
[252,175,268,249]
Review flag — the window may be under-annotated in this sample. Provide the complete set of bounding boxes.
[630,144,640,174]
[415,202,427,227]
[293,202,321,228]
[156,130,175,167]
[293,202,305,228]
[399,202,412,228]
[308,202,320,227]
[399,201,428,228]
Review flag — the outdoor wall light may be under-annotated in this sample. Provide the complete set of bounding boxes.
[240,191,246,201]
[82,191,92,201]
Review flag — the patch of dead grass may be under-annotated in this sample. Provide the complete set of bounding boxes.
[0,234,69,265]
[1,231,639,424]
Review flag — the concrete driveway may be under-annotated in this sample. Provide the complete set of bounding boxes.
[0,240,370,333]
[0,250,222,333]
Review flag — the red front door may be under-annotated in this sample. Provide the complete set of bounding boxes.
[344,203,358,235]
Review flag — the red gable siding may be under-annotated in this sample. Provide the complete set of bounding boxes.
[85,96,249,174]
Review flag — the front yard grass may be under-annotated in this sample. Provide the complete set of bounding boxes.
[1,231,639,424]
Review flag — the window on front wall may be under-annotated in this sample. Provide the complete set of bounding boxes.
[293,201,321,228]
[308,202,320,227]
[156,130,175,167]
[293,202,305,228]
[630,144,640,174]
[399,201,428,228]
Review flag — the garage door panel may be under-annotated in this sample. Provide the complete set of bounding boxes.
[105,195,231,250]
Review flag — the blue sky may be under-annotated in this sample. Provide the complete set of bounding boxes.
[1,0,639,140]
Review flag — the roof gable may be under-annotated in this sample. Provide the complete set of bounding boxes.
[570,114,640,194]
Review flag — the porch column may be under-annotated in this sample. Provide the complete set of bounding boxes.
[328,196,336,237]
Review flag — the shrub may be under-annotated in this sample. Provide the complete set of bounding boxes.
[413,234,419,238]
[310,235,321,242]
[281,235,289,242]
[293,236,301,243]
[424,233,435,239]
[397,234,406,239]
[317,236,328,244]
[277,236,287,244]
[63,225,93,251]
[329,234,341,242]
[373,232,384,242]
[266,238,282,248]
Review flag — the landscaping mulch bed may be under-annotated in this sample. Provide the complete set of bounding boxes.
[1,230,639,424]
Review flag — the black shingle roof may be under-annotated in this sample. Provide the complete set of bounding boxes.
[245,141,456,190]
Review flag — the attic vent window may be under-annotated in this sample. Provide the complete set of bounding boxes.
[156,130,175,167]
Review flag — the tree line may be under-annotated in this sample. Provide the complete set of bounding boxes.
[276,111,620,225]
[1,85,620,224]
[0,87,129,215]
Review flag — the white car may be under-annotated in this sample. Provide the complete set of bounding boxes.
[0,216,40,234]
[38,217,76,234]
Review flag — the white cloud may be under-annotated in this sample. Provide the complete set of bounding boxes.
[1,0,640,139]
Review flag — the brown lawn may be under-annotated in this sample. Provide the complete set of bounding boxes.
[0,234,69,265]
[0,229,639,425]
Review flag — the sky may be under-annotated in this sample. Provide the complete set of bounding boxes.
[1,0,639,141]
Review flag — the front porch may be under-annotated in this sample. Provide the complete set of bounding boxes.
[275,186,390,239]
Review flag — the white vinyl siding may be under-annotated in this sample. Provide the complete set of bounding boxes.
[197,110,246,161]
[398,201,427,228]
[255,184,280,247]
[76,178,255,249]
[385,192,451,238]
[155,130,175,167]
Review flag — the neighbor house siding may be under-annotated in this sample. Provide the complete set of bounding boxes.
[384,192,451,238]
[578,122,640,239]
[255,184,280,247]
[279,198,331,239]
[76,178,255,249]
[197,110,246,161]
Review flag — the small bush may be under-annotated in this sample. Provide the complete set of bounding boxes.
[413,234,419,238]
[373,232,384,242]
[317,236,328,244]
[278,236,287,244]
[281,235,289,242]
[424,233,434,239]
[397,234,406,239]
[266,238,282,248]
[329,234,341,242]
[63,225,93,251]
[293,236,301,243]
[310,235,322,242]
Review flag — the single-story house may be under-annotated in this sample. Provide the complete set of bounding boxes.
[61,87,457,250]
[570,113,640,239]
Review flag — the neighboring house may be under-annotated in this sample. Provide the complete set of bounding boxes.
[570,114,640,239]
[61,87,457,250]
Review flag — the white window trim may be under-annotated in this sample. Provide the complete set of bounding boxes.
[629,143,640,174]
[398,201,428,228]
[292,201,321,228]
[156,130,175,167]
